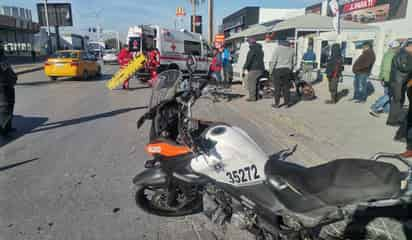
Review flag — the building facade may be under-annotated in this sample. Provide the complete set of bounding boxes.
[0,5,40,56]
[222,7,260,38]
[222,7,304,38]
[302,0,412,76]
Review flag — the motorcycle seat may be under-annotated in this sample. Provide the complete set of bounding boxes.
[264,158,402,214]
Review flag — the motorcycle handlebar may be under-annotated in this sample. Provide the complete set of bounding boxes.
[371,152,412,168]
[371,152,412,195]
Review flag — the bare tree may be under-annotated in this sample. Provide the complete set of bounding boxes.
[188,0,205,32]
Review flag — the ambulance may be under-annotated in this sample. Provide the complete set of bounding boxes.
[127,25,211,74]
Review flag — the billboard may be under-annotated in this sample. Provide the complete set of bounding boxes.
[37,3,73,27]
[341,0,408,23]
[191,15,202,34]
[305,3,322,15]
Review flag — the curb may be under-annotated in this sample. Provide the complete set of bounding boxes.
[16,66,43,75]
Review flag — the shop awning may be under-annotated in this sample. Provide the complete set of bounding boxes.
[269,14,377,32]
[226,24,270,41]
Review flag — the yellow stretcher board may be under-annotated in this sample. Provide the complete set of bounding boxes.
[106,54,146,90]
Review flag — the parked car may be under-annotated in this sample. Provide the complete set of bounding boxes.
[361,11,376,23]
[44,50,101,81]
[102,49,118,65]
[376,9,387,21]
[344,14,353,21]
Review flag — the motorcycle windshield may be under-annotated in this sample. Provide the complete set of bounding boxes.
[149,70,184,109]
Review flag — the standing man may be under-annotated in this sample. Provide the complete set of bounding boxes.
[221,45,232,89]
[302,46,316,82]
[0,43,17,136]
[243,38,264,102]
[210,48,223,86]
[397,40,412,157]
[370,40,400,117]
[117,44,132,89]
[147,48,160,87]
[352,42,376,103]
[270,40,295,108]
[31,49,36,62]
[387,41,412,126]
[325,43,343,104]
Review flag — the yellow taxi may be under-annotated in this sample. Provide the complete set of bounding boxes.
[44,50,101,80]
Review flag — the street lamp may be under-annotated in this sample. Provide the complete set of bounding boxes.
[43,0,52,54]
[208,0,213,44]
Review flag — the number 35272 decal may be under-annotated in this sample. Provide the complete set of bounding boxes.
[226,165,260,184]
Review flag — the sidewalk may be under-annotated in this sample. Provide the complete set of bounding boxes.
[224,77,406,169]
[7,56,45,75]
[12,62,44,75]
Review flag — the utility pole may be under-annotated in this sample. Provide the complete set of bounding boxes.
[208,0,213,44]
[192,3,196,32]
[43,0,52,54]
[116,31,120,51]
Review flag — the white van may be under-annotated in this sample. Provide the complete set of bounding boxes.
[127,25,211,74]
[232,41,279,83]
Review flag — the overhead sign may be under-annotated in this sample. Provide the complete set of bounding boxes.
[37,3,73,27]
[305,3,322,15]
[341,0,408,23]
[191,15,202,34]
[329,0,340,15]
[176,7,185,17]
[343,0,377,13]
[215,34,225,43]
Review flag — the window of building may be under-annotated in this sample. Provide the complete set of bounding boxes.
[12,7,18,18]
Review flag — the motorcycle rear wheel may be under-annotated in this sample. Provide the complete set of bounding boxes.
[135,185,202,217]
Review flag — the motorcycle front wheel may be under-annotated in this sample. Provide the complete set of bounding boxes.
[135,184,203,217]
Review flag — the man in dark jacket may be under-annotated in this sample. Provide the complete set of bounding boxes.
[325,43,343,104]
[0,43,17,136]
[352,42,376,102]
[243,38,264,102]
[393,39,412,158]
[387,43,412,126]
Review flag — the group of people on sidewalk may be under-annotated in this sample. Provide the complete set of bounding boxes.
[239,37,412,158]
[355,39,412,158]
[379,39,412,158]
[242,38,296,108]
[209,45,233,89]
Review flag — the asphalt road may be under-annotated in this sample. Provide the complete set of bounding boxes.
[0,65,277,240]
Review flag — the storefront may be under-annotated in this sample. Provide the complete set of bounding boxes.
[0,6,40,56]
[302,0,412,76]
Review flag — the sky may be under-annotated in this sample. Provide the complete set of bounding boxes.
[0,0,319,40]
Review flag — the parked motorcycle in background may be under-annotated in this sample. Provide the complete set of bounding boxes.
[133,56,412,240]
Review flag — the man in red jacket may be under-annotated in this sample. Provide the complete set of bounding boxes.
[147,48,160,87]
[118,45,132,89]
[210,48,223,87]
